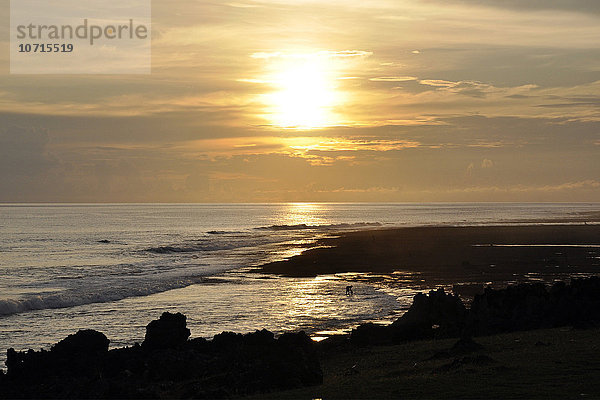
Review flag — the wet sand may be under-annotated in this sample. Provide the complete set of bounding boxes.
[258,225,600,287]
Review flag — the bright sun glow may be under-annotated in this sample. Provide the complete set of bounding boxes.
[267,59,340,129]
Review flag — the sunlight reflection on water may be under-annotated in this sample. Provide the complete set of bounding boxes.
[278,203,326,226]
[0,272,414,365]
[3,203,599,368]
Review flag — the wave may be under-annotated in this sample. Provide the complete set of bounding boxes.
[255,222,382,231]
[146,223,381,254]
[145,240,250,254]
[0,276,209,317]
[145,235,258,254]
[146,245,198,254]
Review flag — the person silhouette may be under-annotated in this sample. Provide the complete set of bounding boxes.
[345,285,354,296]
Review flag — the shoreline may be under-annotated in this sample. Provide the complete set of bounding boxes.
[252,223,600,341]
[4,276,600,398]
[3,224,599,357]
[256,224,600,285]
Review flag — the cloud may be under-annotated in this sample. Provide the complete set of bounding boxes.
[0,126,62,202]
[535,95,600,108]
[1,0,599,202]
[236,78,268,84]
[369,76,418,82]
[419,79,459,87]
[225,2,260,8]
[506,94,534,99]
[0,126,55,176]
[250,50,372,59]
[422,0,600,14]
[0,116,598,202]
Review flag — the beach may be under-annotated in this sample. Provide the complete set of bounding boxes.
[3,207,600,397]
[259,224,600,287]
[2,204,600,363]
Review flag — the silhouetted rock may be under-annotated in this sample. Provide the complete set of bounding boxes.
[212,330,243,348]
[467,277,600,335]
[1,313,322,399]
[351,277,600,347]
[278,331,315,348]
[351,288,467,345]
[467,282,548,335]
[350,323,391,346]
[52,329,109,355]
[244,328,275,345]
[1,330,110,398]
[391,288,467,340]
[142,311,190,350]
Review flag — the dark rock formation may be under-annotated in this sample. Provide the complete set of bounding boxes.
[350,323,391,346]
[53,329,110,355]
[351,288,467,345]
[467,277,600,335]
[351,276,600,346]
[0,313,322,399]
[391,288,467,339]
[2,329,110,398]
[142,311,190,350]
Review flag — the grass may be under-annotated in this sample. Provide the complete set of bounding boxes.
[247,327,600,399]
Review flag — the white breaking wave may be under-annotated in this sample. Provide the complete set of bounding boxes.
[0,275,209,316]
[255,222,382,231]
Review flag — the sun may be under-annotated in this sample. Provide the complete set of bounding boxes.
[266,58,340,129]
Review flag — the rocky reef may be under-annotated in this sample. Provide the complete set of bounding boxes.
[0,312,322,399]
[351,276,600,346]
[350,288,468,346]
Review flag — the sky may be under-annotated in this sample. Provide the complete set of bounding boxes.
[1,0,599,202]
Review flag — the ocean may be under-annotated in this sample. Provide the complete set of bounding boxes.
[1,203,599,363]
